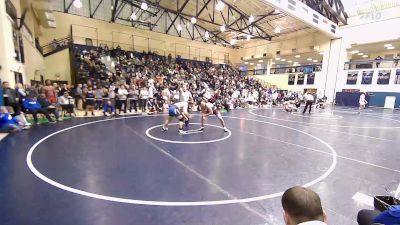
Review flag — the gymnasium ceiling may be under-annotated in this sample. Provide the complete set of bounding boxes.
[155,0,313,42]
[35,0,348,48]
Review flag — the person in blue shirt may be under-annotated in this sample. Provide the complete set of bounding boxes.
[23,97,55,123]
[0,106,24,132]
[162,101,189,134]
[358,205,400,225]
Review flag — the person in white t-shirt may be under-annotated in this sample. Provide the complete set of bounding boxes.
[302,92,315,114]
[178,84,193,126]
[358,92,368,114]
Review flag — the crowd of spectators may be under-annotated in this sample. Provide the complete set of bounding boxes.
[1,45,328,133]
[70,45,284,115]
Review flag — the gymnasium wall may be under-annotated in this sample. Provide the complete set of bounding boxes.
[39,12,239,64]
[0,0,45,87]
[253,71,324,93]
[44,49,72,83]
[237,32,332,60]
[336,68,400,93]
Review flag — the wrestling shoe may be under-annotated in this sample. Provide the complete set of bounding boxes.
[178,129,184,134]
[198,127,204,131]
[223,127,228,132]
[185,120,189,127]
[162,126,168,131]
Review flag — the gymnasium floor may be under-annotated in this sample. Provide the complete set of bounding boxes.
[0,106,399,225]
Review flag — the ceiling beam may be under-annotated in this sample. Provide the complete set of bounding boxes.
[165,0,190,33]
[111,0,120,22]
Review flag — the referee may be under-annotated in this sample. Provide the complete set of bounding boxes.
[302,92,314,114]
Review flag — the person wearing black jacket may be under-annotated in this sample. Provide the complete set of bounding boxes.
[2,81,22,115]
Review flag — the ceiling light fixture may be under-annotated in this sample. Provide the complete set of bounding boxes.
[73,0,82,8]
[220,25,226,32]
[141,2,148,10]
[295,55,300,58]
[177,24,182,31]
[357,52,363,55]
[281,59,286,61]
[191,17,197,24]
[249,15,255,23]
[204,31,210,39]
[276,57,280,60]
[250,62,254,65]
[130,12,137,20]
[387,46,395,50]
[274,26,281,33]
[230,39,236,45]
[216,1,225,11]
[258,59,263,62]
[350,50,359,54]
[319,52,324,55]
[362,55,368,58]
[246,34,251,41]
[288,60,292,63]
[384,44,392,47]
[313,60,318,62]
[307,58,312,61]
[244,62,249,65]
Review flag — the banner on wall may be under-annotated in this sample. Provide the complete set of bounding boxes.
[395,69,400,84]
[307,73,315,85]
[361,71,373,84]
[288,74,295,85]
[377,70,391,84]
[346,71,358,85]
[297,74,305,85]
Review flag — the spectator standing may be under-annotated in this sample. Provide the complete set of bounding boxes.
[394,54,400,67]
[75,84,83,110]
[94,86,103,111]
[281,186,327,225]
[375,55,383,68]
[83,86,95,116]
[43,79,57,104]
[3,81,26,117]
[128,85,139,113]
[140,87,149,113]
[116,84,128,114]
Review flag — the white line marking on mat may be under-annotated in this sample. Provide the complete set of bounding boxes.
[26,114,337,206]
[126,125,270,222]
[250,109,400,129]
[238,129,400,173]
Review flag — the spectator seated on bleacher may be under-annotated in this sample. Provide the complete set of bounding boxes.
[0,106,29,132]
[358,205,400,225]
[23,97,55,123]
[58,91,76,117]
[37,93,61,121]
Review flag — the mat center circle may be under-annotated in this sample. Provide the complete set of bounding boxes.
[145,123,232,144]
